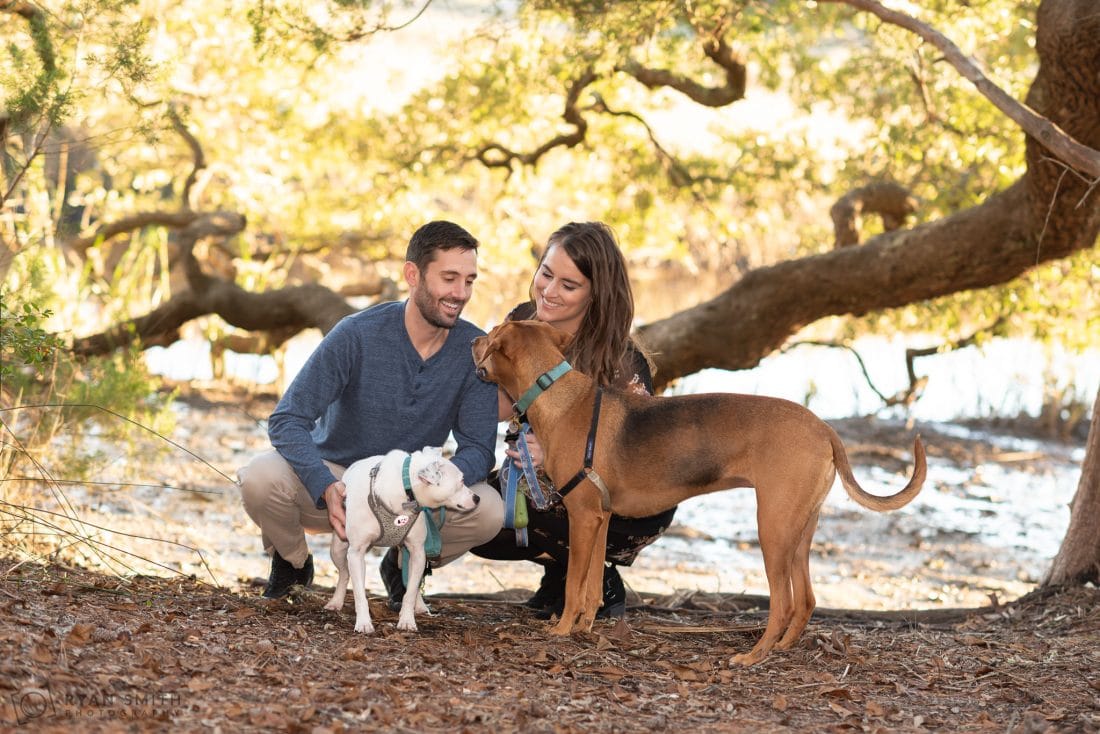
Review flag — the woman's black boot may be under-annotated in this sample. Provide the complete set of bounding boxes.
[596,564,626,619]
[524,560,565,611]
[533,563,626,620]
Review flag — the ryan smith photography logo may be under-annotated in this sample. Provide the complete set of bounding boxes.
[7,684,182,725]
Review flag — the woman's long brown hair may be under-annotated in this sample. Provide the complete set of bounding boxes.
[529,222,640,388]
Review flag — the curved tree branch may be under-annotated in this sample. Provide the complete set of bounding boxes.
[821,0,1100,179]
[166,102,206,209]
[638,0,1099,391]
[68,210,244,258]
[473,25,748,175]
[70,279,358,358]
[618,35,747,107]
[589,93,736,194]
[474,69,597,171]
[830,181,918,247]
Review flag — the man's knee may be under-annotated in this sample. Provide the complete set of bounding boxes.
[472,482,505,544]
[238,450,291,514]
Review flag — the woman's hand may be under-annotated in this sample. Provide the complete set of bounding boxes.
[505,429,544,468]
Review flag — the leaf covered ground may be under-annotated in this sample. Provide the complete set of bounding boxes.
[1,558,1098,733]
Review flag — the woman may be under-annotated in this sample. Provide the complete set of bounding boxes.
[471,221,677,619]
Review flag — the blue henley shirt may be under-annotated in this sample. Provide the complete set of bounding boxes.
[267,300,499,507]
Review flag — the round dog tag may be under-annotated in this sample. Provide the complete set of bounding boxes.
[394,515,410,527]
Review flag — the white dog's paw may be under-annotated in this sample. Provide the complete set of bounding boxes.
[323,599,342,612]
[415,599,431,615]
[396,616,419,632]
[353,619,375,634]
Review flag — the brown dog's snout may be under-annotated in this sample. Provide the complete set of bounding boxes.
[471,334,495,381]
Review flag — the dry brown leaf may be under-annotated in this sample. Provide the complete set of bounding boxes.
[865,699,888,717]
[65,623,95,645]
[187,677,215,692]
[772,694,789,711]
[589,666,631,678]
[31,643,53,664]
[341,646,368,661]
[821,686,854,700]
[828,700,857,718]
[608,617,632,641]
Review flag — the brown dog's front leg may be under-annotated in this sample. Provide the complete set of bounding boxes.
[551,485,606,635]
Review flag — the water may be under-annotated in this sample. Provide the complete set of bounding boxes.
[146,334,1098,423]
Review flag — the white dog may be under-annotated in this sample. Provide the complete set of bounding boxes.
[324,447,478,633]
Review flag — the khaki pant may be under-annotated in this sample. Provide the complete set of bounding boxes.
[238,450,504,569]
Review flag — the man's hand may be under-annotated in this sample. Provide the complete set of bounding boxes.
[324,480,348,541]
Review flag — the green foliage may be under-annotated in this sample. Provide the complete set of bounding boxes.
[1,250,175,486]
[2,0,1095,392]
[0,297,64,386]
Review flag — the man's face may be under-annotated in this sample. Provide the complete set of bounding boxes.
[408,247,478,329]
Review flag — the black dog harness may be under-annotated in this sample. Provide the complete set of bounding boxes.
[513,362,612,512]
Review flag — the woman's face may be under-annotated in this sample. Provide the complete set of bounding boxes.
[533,244,592,335]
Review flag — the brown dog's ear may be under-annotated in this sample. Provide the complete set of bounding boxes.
[551,326,573,352]
[532,321,573,353]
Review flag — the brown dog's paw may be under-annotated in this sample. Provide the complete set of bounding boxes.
[549,621,572,636]
[730,650,766,667]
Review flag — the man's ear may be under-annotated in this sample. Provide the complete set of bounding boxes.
[403,261,419,291]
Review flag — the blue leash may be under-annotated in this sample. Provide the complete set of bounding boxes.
[516,427,551,510]
[502,423,552,546]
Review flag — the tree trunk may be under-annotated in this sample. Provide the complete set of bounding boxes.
[638,0,1100,390]
[1044,387,1100,586]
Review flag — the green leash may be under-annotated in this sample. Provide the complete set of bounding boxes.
[400,508,445,586]
[398,455,445,585]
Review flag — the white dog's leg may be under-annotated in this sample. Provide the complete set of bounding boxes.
[397,541,430,631]
[324,535,350,612]
[348,542,375,634]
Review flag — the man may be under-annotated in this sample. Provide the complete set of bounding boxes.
[238,220,503,602]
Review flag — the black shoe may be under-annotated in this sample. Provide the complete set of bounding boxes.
[379,547,406,611]
[523,561,565,611]
[597,564,626,619]
[262,551,314,599]
[533,564,626,620]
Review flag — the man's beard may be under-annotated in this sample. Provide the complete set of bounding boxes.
[414,287,463,329]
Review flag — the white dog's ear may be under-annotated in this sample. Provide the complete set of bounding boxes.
[417,460,445,486]
[422,446,443,457]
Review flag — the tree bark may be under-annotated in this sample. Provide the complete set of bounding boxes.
[638,0,1100,390]
[1044,387,1100,586]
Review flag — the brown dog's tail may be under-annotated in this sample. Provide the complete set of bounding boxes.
[830,431,927,512]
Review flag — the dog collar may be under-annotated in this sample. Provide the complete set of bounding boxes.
[401,455,418,510]
[513,360,572,414]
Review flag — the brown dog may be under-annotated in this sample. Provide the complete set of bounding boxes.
[472,320,927,666]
